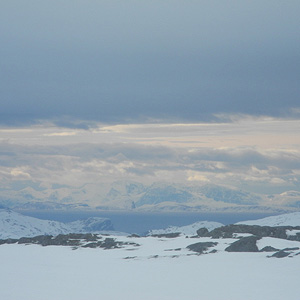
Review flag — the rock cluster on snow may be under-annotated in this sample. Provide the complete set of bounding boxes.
[225,236,260,252]
[0,234,140,249]
[196,224,300,241]
[187,242,218,254]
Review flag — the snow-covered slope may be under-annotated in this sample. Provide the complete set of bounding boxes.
[236,212,300,226]
[149,220,223,236]
[1,231,300,300]
[0,209,113,239]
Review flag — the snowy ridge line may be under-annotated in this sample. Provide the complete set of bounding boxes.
[148,221,223,236]
[0,209,114,239]
[236,212,300,227]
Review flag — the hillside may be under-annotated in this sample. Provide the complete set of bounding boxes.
[0,209,113,239]
[236,212,300,226]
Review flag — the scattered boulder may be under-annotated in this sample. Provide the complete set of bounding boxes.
[151,233,181,238]
[196,228,209,237]
[100,238,119,249]
[260,246,279,252]
[283,247,299,251]
[187,242,218,254]
[225,236,260,252]
[128,234,140,238]
[82,242,100,248]
[0,238,18,245]
[270,250,291,258]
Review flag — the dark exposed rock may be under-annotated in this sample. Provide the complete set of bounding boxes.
[0,233,140,250]
[196,228,209,237]
[66,233,99,241]
[49,234,81,246]
[208,225,288,239]
[283,247,299,251]
[128,234,140,238]
[187,242,218,254]
[165,248,181,252]
[0,238,18,245]
[204,224,300,240]
[13,233,99,247]
[18,235,56,246]
[101,238,119,249]
[225,236,260,252]
[287,232,300,242]
[151,233,181,238]
[271,250,291,258]
[82,242,102,248]
[260,246,279,252]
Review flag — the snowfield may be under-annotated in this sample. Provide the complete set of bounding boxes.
[0,234,300,300]
[1,211,300,300]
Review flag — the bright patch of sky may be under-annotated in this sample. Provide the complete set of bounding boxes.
[0,116,299,195]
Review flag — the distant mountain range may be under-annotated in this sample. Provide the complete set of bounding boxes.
[1,181,300,213]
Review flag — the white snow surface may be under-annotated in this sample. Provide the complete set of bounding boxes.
[0,234,300,300]
[236,212,300,226]
[149,220,223,236]
[0,209,112,239]
[1,211,300,299]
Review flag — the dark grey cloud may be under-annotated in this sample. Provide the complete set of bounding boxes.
[1,1,300,126]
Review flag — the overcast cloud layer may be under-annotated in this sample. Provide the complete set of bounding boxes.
[1,2,300,209]
[1,118,299,198]
[1,1,300,125]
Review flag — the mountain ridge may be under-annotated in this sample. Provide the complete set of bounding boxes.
[0,209,113,239]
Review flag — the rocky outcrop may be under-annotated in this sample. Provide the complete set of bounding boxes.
[151,233,181,238]
[270,250,291,258]
[225,236,260,252]
[260,246,279,252]
[196,228,209,236]
[17,233,99,246]
[197,224,300,240]
[187,242,218,254]
[0,233,140,249]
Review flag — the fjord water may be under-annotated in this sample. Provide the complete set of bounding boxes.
[16,210,281,235]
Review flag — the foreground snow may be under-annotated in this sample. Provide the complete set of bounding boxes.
[1,211,300,299]
[1,233,300,300]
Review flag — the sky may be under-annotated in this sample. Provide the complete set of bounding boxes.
[0,1,300,205]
